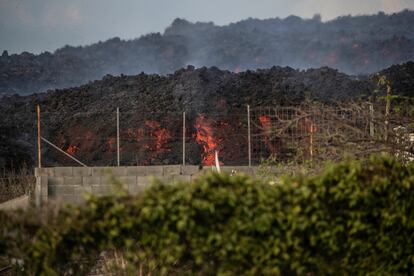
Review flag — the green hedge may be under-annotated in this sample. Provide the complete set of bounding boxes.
[1,155,414,275]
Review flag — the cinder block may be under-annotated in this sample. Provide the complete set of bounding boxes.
[92,167,110,176]
[117,176,137,186]
[49,185,75,196]
[146,166,164,176]
[49,177,64,186]
[174,175,192,183]
[35,176,49,207]
[100,176,110,185]
[128,183,145,195]
[201,166,213,171]
[220,167,231,172]
[154,175,172,184]
[158,175,176,184]
[73,167,92,177]
[126,166,147,176]
[75,186,92,195]
[137,176,152,187]
[163,165,182,176]
[105,176,130,191]
[182,165,200,175]
[199,166,217,175]
[251,167,259,176]
[101,175,121,186]
[106,167,128,176]
[91,185,113,196]
[35,177,41,207]
[92,167,127,176]
[35,168,54,177]
[82,176,101,186]
[55,167,73,176]
[222,166,254,175]
[237,166,256,175]
[193,170,217,179]
[40,176,48,198]
[64,176,82,186]
[61,195,84,205]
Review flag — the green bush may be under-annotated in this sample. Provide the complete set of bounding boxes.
[1,155,414,275]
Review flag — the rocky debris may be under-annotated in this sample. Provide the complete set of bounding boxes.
[4,62,414,170]
[380,61,414,97]
[1,10,414,95]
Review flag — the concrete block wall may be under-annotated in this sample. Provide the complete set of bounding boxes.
[35,165,258,205]
[0,195,30,211]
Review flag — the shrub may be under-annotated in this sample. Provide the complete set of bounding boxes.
[1,155,414,275]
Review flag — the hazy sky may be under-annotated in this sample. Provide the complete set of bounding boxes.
[1,0,413,54]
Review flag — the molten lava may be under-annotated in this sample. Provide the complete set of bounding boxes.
[259,115,272,132]
[124,122,170,154]
[107,137,116,152]
[66,145,78,155]
[259,115,276,154]
[194,114,220,165]
[126,127,144,142]
[145,120,171,153]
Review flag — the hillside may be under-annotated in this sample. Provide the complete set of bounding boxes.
[2,61,414,171]
[1,10,414,95]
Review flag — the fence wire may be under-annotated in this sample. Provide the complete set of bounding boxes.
[33,101,414,167]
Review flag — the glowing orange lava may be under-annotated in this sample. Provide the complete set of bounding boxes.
[194,114,220,165]
[259,115,272,132]
[66,145,78,155]
[107,137,116,151]
[126,127,145,142]
[259,115,276,154]
[145,120,171,153]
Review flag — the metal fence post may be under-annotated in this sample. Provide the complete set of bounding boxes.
[247,105,251,167]
[183,111,186,166]
[37,105,42,168]
[369,103,375,137]
[117,107,120,166]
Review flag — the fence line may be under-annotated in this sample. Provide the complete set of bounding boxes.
[34,101,414,167]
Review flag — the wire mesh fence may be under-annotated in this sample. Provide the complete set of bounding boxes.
[34,101,414,167]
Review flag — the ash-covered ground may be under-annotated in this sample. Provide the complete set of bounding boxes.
[0,62,413,171]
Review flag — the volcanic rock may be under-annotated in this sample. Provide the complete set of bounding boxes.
[5,62,414,170]
[1,10,414,95]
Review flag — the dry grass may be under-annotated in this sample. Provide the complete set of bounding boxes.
[88,249,193,276]
[0,165,35,203]
[88,250,156,276]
